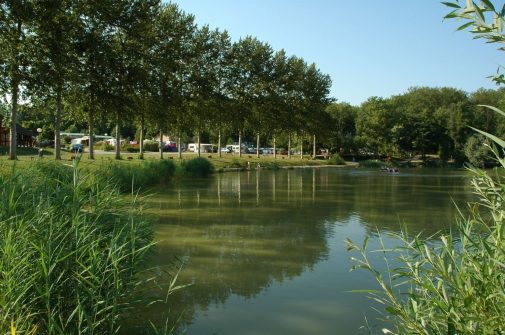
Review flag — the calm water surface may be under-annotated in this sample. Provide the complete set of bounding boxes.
[139,168,473,335]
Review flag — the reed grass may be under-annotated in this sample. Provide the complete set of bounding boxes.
[98,159,176,192]
[349,107,505,334]
[178,157,214,177]
[0,159,161,334]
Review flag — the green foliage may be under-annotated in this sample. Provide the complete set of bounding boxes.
[94,141,115,151]
[179,157,214,177]
[0,146,51,156]
[230,158,246,168]
[464,134,492,168]
[350,107,505,334]
[125,145,140,153]
[0,161,154,334]
[99,160,176,192]
[144,141,159,152]
[356,97,394,156]
[325,103,357,154]
[443,0,505,85]
[328,154,345,165]
[261,161,281,170]
[358,159,387,168]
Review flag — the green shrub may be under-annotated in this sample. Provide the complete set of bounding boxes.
[144,141,159,152]
[0,146,51,156]
[464,134,492,168]
[230,158,246,168]
[98,159,176,192]
[262,161,281,170]
[126,146,140,153]
[94,141,114,151]
[328,154,345,165]
[179,157,214,177]
[421,157,443,168]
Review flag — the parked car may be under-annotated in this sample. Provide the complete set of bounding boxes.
[221,146,232,153]
[38,139,54,148]
[69,143,84,152]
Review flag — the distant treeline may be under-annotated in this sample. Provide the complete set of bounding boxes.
[326,86,505,166]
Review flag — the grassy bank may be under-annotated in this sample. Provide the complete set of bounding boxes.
[0,160,158,334]
[0,148,348,181]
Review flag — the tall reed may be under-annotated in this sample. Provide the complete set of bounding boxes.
[178,157,214,177]
[349,107,505,334]
[99,159,176,192]
[0,159,154,334]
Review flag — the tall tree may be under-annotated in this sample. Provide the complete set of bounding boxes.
[0,1,34,159]
[187,25,221,157]
[285,56,306,158]
[129,0,161,159]
[30,0,79,160]
[228,37,272,157]
[74,0,122,159]
[209,29,232,158]
[356,97,395,156]
[152,3,195,159]
[267,49,290,159]
[300,63,332,158]
[326,102,357,154]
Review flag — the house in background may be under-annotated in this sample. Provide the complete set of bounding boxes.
[0,117,7,146]
[0,117,36,147]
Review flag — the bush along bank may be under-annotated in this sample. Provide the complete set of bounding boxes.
[0,160,158,334]
[178,157,214,177]
[98,159,177,192]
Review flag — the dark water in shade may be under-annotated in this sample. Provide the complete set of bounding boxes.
[135,168,473,335]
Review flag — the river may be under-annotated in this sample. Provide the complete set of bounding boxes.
[133,168,473,334]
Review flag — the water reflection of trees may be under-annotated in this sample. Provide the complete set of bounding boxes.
[133,168,472,333]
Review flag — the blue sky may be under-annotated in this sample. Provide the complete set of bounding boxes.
[172,0,502,105]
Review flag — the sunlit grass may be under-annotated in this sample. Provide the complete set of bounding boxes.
[0,159,179,334]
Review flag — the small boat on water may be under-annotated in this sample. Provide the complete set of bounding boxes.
[380,167,399,173]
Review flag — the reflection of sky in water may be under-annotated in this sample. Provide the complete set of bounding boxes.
[136,168,473,335]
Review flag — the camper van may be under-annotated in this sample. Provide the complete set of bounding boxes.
[229,144,248,153]
[69,138,84,152]
[188,143,213,153]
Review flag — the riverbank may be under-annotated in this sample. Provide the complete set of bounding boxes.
[0,147,348,174]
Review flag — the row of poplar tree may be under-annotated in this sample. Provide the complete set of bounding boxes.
[0,0,332,160]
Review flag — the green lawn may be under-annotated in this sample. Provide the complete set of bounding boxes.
[0,147,346,175]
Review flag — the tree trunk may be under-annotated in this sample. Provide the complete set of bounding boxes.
[88,113,94,160]
[178,131,182,159]
[139,113,145,159]
[8,20,22,161]
[256,132,260,158]
[54,89,62,160]
[197,131,201,157]
[115,121,121,160]
[238,129,242,158]
[159,128,163,159]
[288,133,291,159]
[218,129,222,158]
[300,133,303,159]
[9,78,18,160]
[273,136,277,159]
[312,134,316,159]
